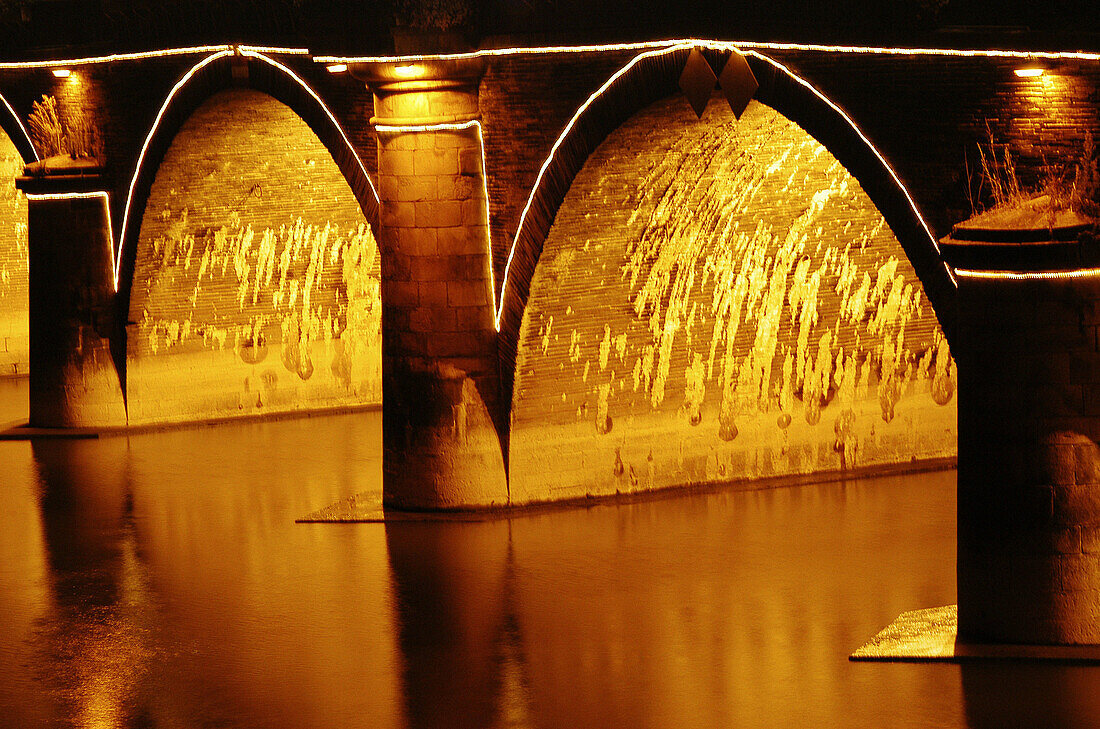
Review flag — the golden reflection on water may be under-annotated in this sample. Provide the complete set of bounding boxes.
[0,377,1098,728]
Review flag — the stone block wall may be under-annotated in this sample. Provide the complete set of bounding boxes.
[510,96,957,504]
[376,126,497,377]
[0,129,27,377]
[126,88,381,425]
[371,67,509,510]
[957,275,1100,644]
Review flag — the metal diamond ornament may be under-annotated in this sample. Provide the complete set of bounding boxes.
[718,51,759,119]
[678,47,717,119]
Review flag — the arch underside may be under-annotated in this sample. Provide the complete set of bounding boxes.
[126,89,381,425]
[0,128,28,376]
[509,94,957,504]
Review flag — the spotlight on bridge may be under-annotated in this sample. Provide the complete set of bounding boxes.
[326,64,348,74]
[51,69,71,78]
[393,65,425,79]
[1014,66,1045,78]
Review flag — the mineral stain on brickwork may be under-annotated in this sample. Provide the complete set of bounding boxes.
[510,96,956,503]
[127,89,380,424]
[0,130,28,377]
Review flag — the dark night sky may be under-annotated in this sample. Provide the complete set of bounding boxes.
[0,0,1095,57]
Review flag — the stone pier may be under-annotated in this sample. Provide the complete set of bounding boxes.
[955,269,1100,645]
[947,219,1100,646]
[16,160,125,429]
[362,59,509,510]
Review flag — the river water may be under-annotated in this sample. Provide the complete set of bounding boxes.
[2,378,1100,728]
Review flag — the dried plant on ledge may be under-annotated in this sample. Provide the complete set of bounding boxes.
[27,94,102,161]
[968,125,1100,226]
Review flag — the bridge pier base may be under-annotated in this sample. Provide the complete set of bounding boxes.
[956,270,1100,644]
[364,60,509,510]
[16,164,125,429]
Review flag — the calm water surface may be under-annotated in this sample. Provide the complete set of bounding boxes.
[2,379,1100,728]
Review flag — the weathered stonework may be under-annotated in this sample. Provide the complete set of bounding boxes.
[127,89,381,425]
[366,61,508,510]
[510,97,956,504]
[0,130,28,377]
[17,171,125,428]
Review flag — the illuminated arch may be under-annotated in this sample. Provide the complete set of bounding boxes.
[115,49,379,298]
[495,43,958,389]
[0,91,38,164]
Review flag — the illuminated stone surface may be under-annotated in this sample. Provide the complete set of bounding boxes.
[369,63,509,510]
[511,96,956,504]
[127,89,381,425]
[853,604,1100,661]
[0,130,27,378]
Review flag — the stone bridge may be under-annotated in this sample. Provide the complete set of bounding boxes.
[2,39,1100,644]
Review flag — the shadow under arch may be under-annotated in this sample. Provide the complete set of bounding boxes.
[0,92,39,165]
[112,49,381,393]
[495,43,958,412]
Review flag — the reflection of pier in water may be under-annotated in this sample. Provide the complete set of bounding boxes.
[1,404,1099,725]
[6,402,1067,728]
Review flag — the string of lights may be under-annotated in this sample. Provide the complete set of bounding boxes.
[315,38,1100,65]
[953,267,1100,280]
[0,91,37,161]
[0,44,309,69]
[116,48,378,291]
[374,119,499,325]
[4,37,1085,298]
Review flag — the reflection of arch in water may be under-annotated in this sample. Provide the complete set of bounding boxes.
[0,110,32,377]
[505,48,958,504]
[124,84,381,425]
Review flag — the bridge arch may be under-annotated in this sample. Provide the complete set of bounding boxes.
[116,50,379,296]
[121,59,382,425]
[497,45,957,372]
[0,95,33,377]
[502,45,958,504]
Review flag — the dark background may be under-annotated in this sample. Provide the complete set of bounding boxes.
[0,0,1096,58]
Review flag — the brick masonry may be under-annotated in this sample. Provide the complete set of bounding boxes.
[0,45,1096,507]
[479,48,1100,290]
[373,72,508,510]
[510,96,956,504]
[126,88,381,425]
[0,129,27,377]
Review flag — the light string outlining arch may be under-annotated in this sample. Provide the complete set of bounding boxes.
[493,41,957,330]
[374,119,498,321]
[116,47,379,290]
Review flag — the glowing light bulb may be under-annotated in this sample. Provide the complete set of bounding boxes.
[1014,67,1044,77]
[326,63,348,74]
[52,69,71,78]
[393,64,424,78]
